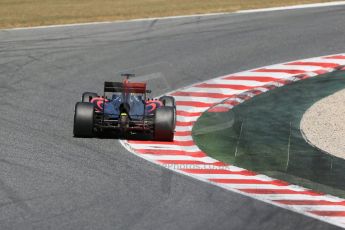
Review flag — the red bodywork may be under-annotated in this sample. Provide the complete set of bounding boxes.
[123,79,147,93]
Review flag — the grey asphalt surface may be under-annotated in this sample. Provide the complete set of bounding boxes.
[1,5,345,230]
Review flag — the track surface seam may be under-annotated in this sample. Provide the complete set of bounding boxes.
[121,53,345,228]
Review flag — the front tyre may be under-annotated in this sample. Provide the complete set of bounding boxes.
[154,107,176,141]
[159,96,176,108]
[73,102,95,137]
[82,92,98,102]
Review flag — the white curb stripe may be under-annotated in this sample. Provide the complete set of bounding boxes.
[265,64,325,71]
[130,144,199,151]
[173,136,194,142]
[185,87,247,94]
[175,106,207,113]
[227,71,300,78]
[288,206,345,211]
[146,155,218,163]
[205,79,266,86]
[173,96,221,103]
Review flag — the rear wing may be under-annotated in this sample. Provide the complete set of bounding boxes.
[104,81,149,93]
[104,82,124,92]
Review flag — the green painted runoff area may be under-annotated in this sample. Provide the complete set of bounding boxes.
[193,71,345,198]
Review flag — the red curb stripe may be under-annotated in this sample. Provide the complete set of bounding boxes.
[176,101,214,107]
[158,160,228,166]
[325,55,345,59]
[208,106,230,113]
[254,68,306,74]
[128,140,195,146]
[286,61,339,68]
[222,76,279,82]
[181,168,257,175]
[309,211,345,217]
[224,100,240,106]
[176,121,194,126]
[176,111,202,117]
[136,149,206,157]
[246,89,265,96]
[314,69,329,75]
[172,91,233,99]
[195,83,254,90]
[210,179,289,186]
[174,131,192,136]
[275,200,345,206]
[239,189,324,196]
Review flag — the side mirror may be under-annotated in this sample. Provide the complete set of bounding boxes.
[146,90,152,93]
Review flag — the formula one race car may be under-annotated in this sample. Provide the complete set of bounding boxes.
[73,74,176,141]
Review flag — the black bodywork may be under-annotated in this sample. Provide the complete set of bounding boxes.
[74,75,176,141]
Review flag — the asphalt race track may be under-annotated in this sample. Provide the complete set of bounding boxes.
[1,5,345,230]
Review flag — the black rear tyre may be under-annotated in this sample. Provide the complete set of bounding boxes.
[154,107,175,141]
[82,92,98,102]
[159,96,176,108]
[73,102,95,137]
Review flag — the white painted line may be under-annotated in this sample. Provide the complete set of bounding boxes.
[3,12,229,31]
[237,1,345,13]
